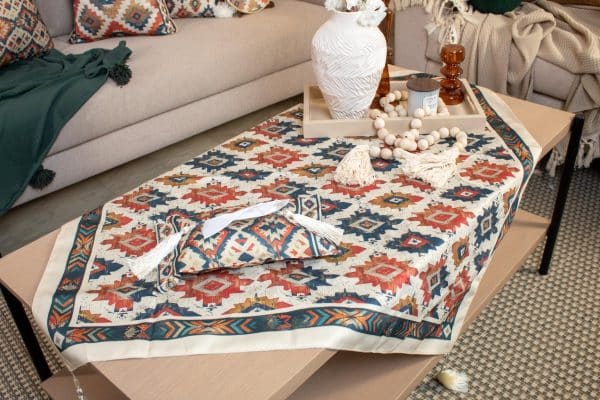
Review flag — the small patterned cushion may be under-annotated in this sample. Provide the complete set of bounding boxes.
[0,0,53,68]
[166,0,235,18]
[160,195,340,274]
[226,0,270,14]
[69,0,176,44]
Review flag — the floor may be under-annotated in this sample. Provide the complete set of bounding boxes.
[1,98,598,399]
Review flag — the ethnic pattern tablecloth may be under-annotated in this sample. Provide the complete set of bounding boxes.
[33,85,540,369]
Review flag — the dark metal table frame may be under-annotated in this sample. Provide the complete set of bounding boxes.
[0,114,586,382]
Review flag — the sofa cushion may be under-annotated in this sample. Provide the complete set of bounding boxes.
[36,0,73,38]
[0,0,54,67]
[166,0,235,17]
[69,0,177,43]
[48,0,326,156]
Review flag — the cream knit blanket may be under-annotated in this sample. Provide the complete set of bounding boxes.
[395,0,600,173]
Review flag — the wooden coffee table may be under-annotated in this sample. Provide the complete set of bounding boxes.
[0,78,580,400]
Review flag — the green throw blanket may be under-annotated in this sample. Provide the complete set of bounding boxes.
[0,41,132,216]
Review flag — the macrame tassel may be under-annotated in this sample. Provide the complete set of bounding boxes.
[395,146,459,188]
[109,63,132,86]
[289,213,344,245]
[334,144,376,186]
[436,369,469,393]
[29,166,56,189]
[125,226,190,279]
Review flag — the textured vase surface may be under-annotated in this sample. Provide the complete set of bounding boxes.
[312,10,387,120]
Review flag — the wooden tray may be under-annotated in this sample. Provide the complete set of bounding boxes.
[302,79,486,138]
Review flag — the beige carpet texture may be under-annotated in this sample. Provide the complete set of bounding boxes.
[0,100,598,399]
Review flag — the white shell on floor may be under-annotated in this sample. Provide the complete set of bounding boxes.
[413,108,425,119]
[417,138,429,151]
[436,369,468,393]
[384,134,396,146]
[410,118,422,129]
[369,146,381,158]
[380,147,393,159]
[377,128,388,139]
[374,118,385,129]
[450,127,460,137]
[439,127,450,138]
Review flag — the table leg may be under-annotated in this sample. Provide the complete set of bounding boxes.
[538,114,585,275]
[0,251,52,381]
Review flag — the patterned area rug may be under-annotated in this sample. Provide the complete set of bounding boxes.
[0,165,598,399]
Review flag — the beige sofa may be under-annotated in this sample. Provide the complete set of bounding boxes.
[17,0,328,207]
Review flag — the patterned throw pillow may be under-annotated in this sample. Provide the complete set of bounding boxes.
[166,0,235,18]
[159,195,340,275]
[226,0,270,14]
[69,0,177,44]
[0,0,53,68]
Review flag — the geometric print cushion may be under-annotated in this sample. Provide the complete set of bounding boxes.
[226,0,270,14]
[69,0,177,44]
[160,194,340,275]
[0,0,53,68]
[165,0,236,18]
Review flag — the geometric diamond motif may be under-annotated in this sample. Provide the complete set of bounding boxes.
[339,209,400,241]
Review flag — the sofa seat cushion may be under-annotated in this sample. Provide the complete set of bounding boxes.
[48,0,326,156]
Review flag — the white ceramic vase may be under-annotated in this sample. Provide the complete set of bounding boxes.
[311,10,387,120]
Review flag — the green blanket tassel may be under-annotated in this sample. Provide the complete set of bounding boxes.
[29,166,56,189]
[109,63,132,86]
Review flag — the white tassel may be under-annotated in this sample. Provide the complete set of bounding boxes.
[334,144,377,186]
[436,369,469,393]
[125,227,190,279]
[214,3,235,18]
[289,212,344,245]
[395,146,460,188]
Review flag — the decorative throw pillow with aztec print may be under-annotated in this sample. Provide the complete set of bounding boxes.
[159,195,341,274]
[165,0,236,18]
[69,0,176,43]
[0,0,53,68]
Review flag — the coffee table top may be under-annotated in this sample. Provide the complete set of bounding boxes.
[0,66,573,400]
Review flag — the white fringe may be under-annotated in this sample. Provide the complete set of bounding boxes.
[395,146,460,188]
[545,136,599,177]
[436,369,469,393]
[334,144,377,186]
[289,213,344,246]
[125,227,190,279]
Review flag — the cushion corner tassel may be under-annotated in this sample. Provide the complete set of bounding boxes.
[288,212,343,246]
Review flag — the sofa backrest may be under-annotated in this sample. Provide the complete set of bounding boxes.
[36,0,73,38]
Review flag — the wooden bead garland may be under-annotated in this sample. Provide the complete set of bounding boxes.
[367,90,467,161]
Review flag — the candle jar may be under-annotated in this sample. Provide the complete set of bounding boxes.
[407,77,440,116]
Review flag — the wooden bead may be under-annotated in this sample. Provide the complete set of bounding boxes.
[439,127,450,138]
[374,118,385,129]
[401,90,409,100]
[399,138,417,151]
[397,108,408,117]
[454,142,465,151]
[377,128,389,139]
[369,109,381,119]
[409,128,420,138]
[425,135,435,145]
[386,93,396,103]
[380,113,389,119]
[384,104,395,114]
[424,106,433,116]
[393,90,403,100]
[410,118,422,129]
[456,131,468,141]
[379,97,389,107]
[450,127,460,137]
[393,147,404,159]
[417,139,429,151]
[384,134,396,146]
[413,108,425,119]
[380,147,393,159]
[430,130,440,141]
[388,111,399,118]
[369,146,381,158]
